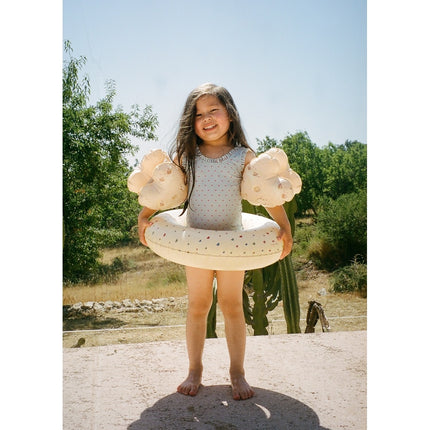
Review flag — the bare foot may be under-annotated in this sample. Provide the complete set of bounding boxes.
[177,369,202,396]
[230,372,255,400]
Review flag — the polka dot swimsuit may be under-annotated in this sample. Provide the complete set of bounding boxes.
[186,145,248,231]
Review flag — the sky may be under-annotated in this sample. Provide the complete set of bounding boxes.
[63,0,366,162]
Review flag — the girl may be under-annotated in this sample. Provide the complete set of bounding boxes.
[137,83,293,400]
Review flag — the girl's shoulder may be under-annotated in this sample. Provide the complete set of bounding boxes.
[232,146,255,173]
[233,144,254,156]
[243,148,256,167]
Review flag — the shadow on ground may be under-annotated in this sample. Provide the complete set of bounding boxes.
[63,314,127,331]
[128,385,330,430]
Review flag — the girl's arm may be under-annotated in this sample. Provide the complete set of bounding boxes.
[138,153,184,246]
[138,206,157,246]
[244,149,255,167]
[265,205,293,260]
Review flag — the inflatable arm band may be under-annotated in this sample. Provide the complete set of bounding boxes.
[127,149,187,210]
[241,148,302,207]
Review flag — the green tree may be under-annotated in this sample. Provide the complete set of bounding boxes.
[321,140,367,200]
[257,133,367,215]
[63,41,158,283]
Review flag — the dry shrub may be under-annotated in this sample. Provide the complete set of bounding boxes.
[307,238,343,271]
[330,259,367,298]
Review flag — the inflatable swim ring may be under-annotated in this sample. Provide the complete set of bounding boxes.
[145,209,283,271]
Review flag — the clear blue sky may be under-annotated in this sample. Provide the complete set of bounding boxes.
[63,0,366,160]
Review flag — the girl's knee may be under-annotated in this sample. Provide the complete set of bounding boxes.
[188,297,213,318]
[218,298,243,318]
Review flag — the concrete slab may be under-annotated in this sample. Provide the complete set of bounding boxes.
[63,331,366,429]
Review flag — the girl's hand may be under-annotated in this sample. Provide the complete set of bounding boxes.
[277,228,293,260]
[137,207,157,247]
[138,217,153,246]
[264,205,293,260]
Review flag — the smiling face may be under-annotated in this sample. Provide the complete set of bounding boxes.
[194,95,231,146]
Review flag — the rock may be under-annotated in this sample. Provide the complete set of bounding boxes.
[71,302,83,311]
[124,307,140,313]
[141,300,152,306]
[104,300,114,310]
[318,288,327,296]
[93,302,104,312]
[166,298,175,307]
[152,298,164,304]
[72,338,85,348]
[122,299,133,307]
[82,301,94,309]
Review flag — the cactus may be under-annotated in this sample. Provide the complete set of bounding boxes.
[206,279,218,338]
[279,197,301,333]
[278,252,301,333]
[241,198,301,334]
[250,268,268,335]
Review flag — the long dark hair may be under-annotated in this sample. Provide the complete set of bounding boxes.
[169,83,252,212]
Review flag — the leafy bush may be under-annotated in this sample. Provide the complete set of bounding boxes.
[292,218,315,256]
[330,259,367,298]
[96,257,131,283]
[63,255,130,286]
[308,190,367,269]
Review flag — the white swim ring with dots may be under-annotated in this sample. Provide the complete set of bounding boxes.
[145,209,283,271]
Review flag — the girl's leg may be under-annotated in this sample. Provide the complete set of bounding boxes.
[216,270,255,400]
[177,266,214,396]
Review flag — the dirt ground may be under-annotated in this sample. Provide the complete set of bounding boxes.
[63,267,366,348]
[63,331,367,430]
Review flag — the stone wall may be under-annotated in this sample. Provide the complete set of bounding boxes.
[63,297,176,317]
